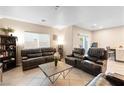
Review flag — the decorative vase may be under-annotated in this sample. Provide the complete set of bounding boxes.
[55,59,58,66]
[54,52,60,67]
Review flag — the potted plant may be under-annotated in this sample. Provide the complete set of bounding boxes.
[54,52,60,66]
[0,27,14,35]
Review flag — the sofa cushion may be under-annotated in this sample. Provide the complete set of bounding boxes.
[41,48,56,52]
[95,60,104,65]
[42,52,54,56]
[43,55,54,62]
[29,48,41,54]
[88,48,106,59]
[84,57,103,65]
[27,53,42,58]
[65,57,76,61]
[82,60,102,75]
[83,60,101,69]
[21,49,31,57]
[85,56,98,62]
[21,48,41,57]
[22,57,28,60]
[73,53,83,59]
[73,48,85,55]
[65,57,77,66]
[23,57,46,64]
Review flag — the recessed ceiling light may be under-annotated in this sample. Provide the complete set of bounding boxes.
[91,24,97,28]
[93,24,97,26]
[41,19,46,22]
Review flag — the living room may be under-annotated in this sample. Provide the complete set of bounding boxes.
[0,5,124,88]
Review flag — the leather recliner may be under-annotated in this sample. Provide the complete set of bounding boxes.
[65,48,85,67]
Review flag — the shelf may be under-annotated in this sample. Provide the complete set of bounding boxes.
[0,35,17,71]
[0,43,16,45]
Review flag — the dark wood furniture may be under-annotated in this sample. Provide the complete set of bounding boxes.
[0,63,2,82]
[0,35,17,71]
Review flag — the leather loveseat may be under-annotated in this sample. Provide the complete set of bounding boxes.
[87,73,124,86]
[77,48,108,76]
[65,48,108,76]
[21,48,56,71]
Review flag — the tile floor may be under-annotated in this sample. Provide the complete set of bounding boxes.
[0,59,124,86]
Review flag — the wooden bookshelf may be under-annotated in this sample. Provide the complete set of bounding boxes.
[0,35,17,71]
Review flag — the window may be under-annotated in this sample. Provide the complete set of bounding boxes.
[24,32,50,49]
[79,35,89,53]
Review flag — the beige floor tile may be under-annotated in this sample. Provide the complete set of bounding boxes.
[1,59,124,86]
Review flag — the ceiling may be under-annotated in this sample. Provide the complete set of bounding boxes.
[0,6,124,31]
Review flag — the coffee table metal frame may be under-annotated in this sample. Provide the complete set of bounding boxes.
[39,63,73,84]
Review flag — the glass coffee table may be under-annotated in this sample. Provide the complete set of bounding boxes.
[39,61,73,84]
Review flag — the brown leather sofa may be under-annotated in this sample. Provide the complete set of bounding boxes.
[87,73,124,86]
[21,48,56,71]
[65,48,108,76]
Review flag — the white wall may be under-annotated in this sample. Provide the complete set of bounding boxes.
[0,18,94,63]
[59,26,93,56]
[92,26,124,48]
[63,26,73,55]
[72,26,93,49]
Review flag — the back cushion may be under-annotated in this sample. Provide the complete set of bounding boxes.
[41,48,56,56]
[21,49,31,57]
[21,48,56,57]
[73,48,85,55]
[72,48,85,58]
[42,52,54,56]
[21,48,41,57]
[41,48,56,52]
[29,48,41,54]
[86,56,98,62]
[88,48,106,59]
[73,53,83,59]
[27,53,42,58]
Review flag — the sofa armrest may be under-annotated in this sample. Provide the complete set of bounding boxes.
[22,57,28,60]
[66,54,73,57]
[96,60,104,65]
[106,73,124,86]
[83,56,88,60]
